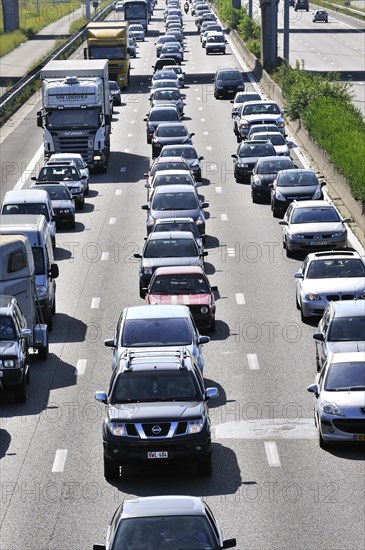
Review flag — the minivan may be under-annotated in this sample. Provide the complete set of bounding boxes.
[0,214,59,330]
[1,189,56,248]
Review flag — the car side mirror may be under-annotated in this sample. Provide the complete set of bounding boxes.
[279,220,289,226]
[95,391,107,404]
[307,384,319,398]
[93,545,106,550]
[231,154,238,159]
[201,251,208,257]
[49,263,59,279]
[313,332,324,342]
[321,181,326,187]
[205,387,219,400]
[201,202,209,208]
[342,217,351,223]
[268,183,273,189]
[141,205,149,210]
[144,183,151,189]
[31,176,37,181]
[104,338,115,348]
[294,272,303,279]
[199,156,204,160]
[133,253,142,259]
[198,335,210,345]
[211,285,218,292]
[222,539,237,549]
[143,117,148,122]
[190,132,195,137]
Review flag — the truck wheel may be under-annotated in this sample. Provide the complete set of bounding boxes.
[197,452,212,476]
[78,199,85,210]
[104,456,120,480]
[47,314,53,332]
[52,236,56,249]
[208,319,216,333]
[38,341,49,361]
[14,375,27,403]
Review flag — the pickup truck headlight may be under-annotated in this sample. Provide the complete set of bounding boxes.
[239,122,249,128]
[36,285,48,299]
[3,359,20,368]
[277,121,285,128]
[108,422,127,436]
[237,163,249,168]
[187,418,205,434]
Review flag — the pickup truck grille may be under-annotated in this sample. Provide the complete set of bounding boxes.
[124,421,189,438]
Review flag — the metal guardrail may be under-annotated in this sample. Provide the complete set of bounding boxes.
[0,3,114,118]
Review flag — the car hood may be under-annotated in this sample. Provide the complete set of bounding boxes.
[242,114,283,124]
[237,156,261,164]
[327,341,365,354]
[108,401,204,421]
[143,257,201,269]
[147,293,212,306]
[52,199,73,209]
[321,390,365,410]
[0,340,20,356]
[154,136,192,145]
[277,185,319,197]
[151,208,203,221]
[288,222,344,234]
[152,99,182,107]
[301,278,365,294]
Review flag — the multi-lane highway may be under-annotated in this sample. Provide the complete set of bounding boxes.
[0,6,364,550]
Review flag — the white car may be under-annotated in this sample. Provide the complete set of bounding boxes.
[129,24,145,41]
[250,131,290,156]
[307,351,365,447]
[294,250,365,320]
[48,153,89,194]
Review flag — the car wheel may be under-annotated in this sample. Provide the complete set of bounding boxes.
[104,456,120,480]
[208,319,216,333]
[252,191,259,204]
[286,244,294,258]
[78,199,85,211]
[70,218,76,229]
[52,236,56,249]
[139,283,146,300]
[295,293,301,310]
[85,185,89,196]
[316,347,321,372]
[147,135,152,144]
[300,301,308,322]
[14,375,27,403]
[38,340,49,361]
[47,313,53,332]
[197,452,212,476]
[272,205,281,218]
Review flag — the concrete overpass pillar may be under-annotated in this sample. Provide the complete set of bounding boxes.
[259,0,279,71]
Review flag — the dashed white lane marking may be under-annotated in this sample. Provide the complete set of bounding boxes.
[109,217,116,224]
[133,109,138,112]
[115,189,122,195]
[227,247,236,257]
[215,186,222,193]
[235,292,245,305]
[76,359,87,376]
[195,88,199,91]
[247,353,260,370]
[101,252,109,261]
[52,450,68,473]
[220,213,228,221]
[206,145,212,151]
[196,97,201,101]
[130,120,135,123]
[201,118,205,122]
[128,133,133,137]
[14,144,43,190]
[198,107,203,110]
[264,441,281,467]
[203,131,208,135]
[91,297,100,309]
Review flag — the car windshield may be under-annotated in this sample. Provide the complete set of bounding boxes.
[156,126,187,137]
[112,516,217,548]
[207,35,224,43]
[152,192,198,210]
[238,144,275,157]
[254,134,286,146]
[151,274,210,294]
[278,172,319,187]
[291,207,340,224]
[2,203,50,221]
[153,174,194,186]
[111,371,201,404]
[122,318,192,347]
[38,166,79,181]
[162,46,180,53]
[154,71,177,81]
[306,259,365,279]
[161,147,197,159]
[218,71,241,81]
[153,81,178,90]
[35,186,70,200]
[243,103,280,115]
[151,162,188,175]
[257,159,293,174]
[158,37,175,44]
[0,315,16,340]
[149,110,179,122]
[153,222,199,238]
[144,238,197,258]
[324,362,365,391]
[327,317,365,342]
[154,90,181,100]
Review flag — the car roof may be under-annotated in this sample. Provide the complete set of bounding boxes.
[29,182,69,190]
[307,250,361,262]
[291,200,332,209]
[49,153,83,160]
[124,304,191,319]
[3,189,49,203]
[153,170,193,176]
[154,217,196,224]
[277,169,316,176]
[328,351,365,364]
[154,184,197,193]
[121,496,206,519]
[153,156,187,164]
[153,265,206,276]
[216,67,241,73]
[330,300,365,318]
[155,122,187,129]
[243,100,278,106]
[257,156,291,163]
[147,231,195,240]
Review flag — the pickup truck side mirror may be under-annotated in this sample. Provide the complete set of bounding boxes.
[133,253,142,259]
[141,205,149,210]
[49,264,59,279]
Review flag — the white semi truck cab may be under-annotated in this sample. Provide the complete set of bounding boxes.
[37,60,111,172]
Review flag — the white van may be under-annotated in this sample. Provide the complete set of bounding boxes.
[1,189,56,248]
[0,214,59,330]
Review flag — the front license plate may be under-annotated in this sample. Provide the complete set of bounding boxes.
[147,451,168,459]
[353,435,365,441]
[310,240,327,246]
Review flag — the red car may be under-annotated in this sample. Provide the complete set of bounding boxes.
[145,265,217,332]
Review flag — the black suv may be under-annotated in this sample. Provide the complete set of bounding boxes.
[0,296,32,402]
[213,68,245,99]
[95,349,218,479]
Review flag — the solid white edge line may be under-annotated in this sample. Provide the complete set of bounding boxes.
[52,449,68,473]
[14,144,44,190]
[264,441,281,467]
[247,353,259,370]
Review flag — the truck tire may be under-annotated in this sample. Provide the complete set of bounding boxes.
[104,456,120,480]
[14,375,27,403]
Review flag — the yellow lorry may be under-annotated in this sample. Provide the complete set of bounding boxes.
[85,21,130,89]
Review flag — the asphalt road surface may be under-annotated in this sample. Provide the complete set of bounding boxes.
[0,6,364,550]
